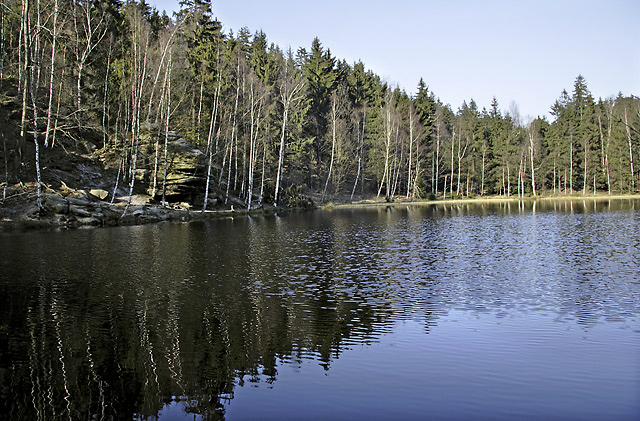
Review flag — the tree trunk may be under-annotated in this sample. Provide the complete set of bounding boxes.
[351,111,365,202]
[225,65,240,204]
[624,108,635,191]
[203,54,222,212]
[481,146,486,196]
[44,0,58,147]
[19,0,29,145]
[377,108,392,198]
[2,133,7,200]
[122,13,149,218]
[246,84,262,211]
[197,77,205,142]
[406,109,413,199]
[450,130,455,198]
[529,127,536,196]
[258,128,267,207]
[28,0,42,210]
[443,174,448,200]
[0,0,5,89]
[583,133,588,195]
[152,54,171,199]
[569,131,574,192]
[274,105,288,207]
[323,96,337,201]
[161,55,172,207]
[435,119,441,198]
[507,161,511,196]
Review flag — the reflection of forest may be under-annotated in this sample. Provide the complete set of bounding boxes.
[0,214,428,420]
[1,199,638,419]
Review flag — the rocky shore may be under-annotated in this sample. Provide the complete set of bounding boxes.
[0,187,286,231]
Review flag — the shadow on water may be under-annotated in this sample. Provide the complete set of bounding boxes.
[0,199,639,419]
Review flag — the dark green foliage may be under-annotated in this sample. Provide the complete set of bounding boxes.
[1,0,637,210]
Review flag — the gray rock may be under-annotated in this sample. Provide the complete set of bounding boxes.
[67,197,93,207]
[42,195,69,214]
[116,195,150,206]
[69,205,93,218]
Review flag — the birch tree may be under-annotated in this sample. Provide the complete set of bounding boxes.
[274,49,305,207]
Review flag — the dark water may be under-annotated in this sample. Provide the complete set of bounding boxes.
[1,199,639,420]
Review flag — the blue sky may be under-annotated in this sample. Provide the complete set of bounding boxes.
[151,0,639,121]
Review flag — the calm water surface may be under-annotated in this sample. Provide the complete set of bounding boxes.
[1,199,639,420]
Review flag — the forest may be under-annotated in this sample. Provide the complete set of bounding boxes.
[1,0,639,212]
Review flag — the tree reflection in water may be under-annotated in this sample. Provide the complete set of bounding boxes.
[1,198,639,419]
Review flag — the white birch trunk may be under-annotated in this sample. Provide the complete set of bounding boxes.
[624,108,635,191]
[43,0,58,147]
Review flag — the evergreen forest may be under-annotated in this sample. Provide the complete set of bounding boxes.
[1,0,639,211]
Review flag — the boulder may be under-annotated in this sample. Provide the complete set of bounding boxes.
[69,204,93,218]
[42,195,69,214]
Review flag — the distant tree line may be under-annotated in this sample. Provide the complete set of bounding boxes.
[1,0,638,208]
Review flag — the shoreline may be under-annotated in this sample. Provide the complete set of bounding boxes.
[2,191,639,232]
[0,191,291,232]
[321,193,640,210]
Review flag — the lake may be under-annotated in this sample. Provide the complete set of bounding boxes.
[1,199,639,420]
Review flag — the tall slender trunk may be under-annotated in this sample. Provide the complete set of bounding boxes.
[28,0,42,209]
[274,59,304,207]
[323,96,337,201]
[152,55,171,199]
[0,0,5,89]
[406,109,413,199]
[101,38,112,149]
[598,111,605,191]
[161,55,172,207]
[274,105,288,207]
[258,126,267,207]
[197,77,204,143]
[529,127,536,196]
[390,125,401,199]
[443,174,448,200]
[19,0,29,145]
[246,85,262,211]
[605,104,613,194]
[457,134,462,196]
[582,133,588,195]
[44,0,58,147]
[569,131,574,192]
[517,157,522,198]
[481,146,486,196]
[506,161,511,196]
[377,108,391,198]
[351,111,365,202]
[435,120,441,197]
[624,108,635,191]
[203,53,221,212]
[122,15,149,218]
[456,130,469,196]
[449,133,454,198]
[225,64,240,204]
[553,157,557,194]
